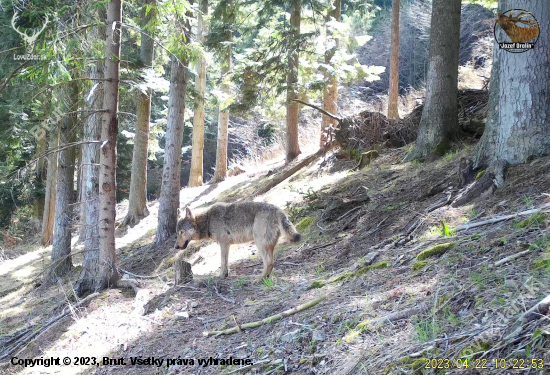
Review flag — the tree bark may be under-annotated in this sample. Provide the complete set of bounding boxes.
[96,0,122,289]
[387,0,401,120]
[75,12,105,296]
[213,1,233,183]
[155,12,191,244]
[213,54,231,183]
[188,0,208,187]
[404,0,461,161]
[123,0,157,227]
[41,126,59,247]
[156,57,188,244]
[49,85,78,281]
[320,0,341,146]
[285,0,301,163]
[474,0,549,169]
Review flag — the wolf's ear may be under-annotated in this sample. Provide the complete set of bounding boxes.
[185,207,193,219]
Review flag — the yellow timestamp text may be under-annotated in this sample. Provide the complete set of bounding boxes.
[424,358,544,370]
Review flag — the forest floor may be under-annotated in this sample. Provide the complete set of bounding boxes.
[1,140,550,375]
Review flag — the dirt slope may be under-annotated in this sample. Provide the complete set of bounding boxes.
[1,145,550,375]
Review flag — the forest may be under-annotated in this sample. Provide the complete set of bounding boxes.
[0,0,549,373]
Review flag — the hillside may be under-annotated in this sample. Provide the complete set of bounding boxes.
[2,140,550,374]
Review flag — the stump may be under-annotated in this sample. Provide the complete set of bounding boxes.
[174,255,193,285]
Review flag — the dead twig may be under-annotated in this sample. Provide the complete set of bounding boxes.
[457,203,550,232]
[493,249,531,267]
[203,295,326,336]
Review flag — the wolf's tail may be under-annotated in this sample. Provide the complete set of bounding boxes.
[278,211,302,242]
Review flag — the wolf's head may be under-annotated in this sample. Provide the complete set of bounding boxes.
[175,207,197,249]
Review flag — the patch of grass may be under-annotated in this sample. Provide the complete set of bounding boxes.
[441,221,454,237]
[514,212,548,229]
[234,277,247,288]
[315,264,326,276]
[523,194,534,207]
[413,317,442,341]
[416,242,456,261]
[296,217,315,231]
[309,280,326,289]
[261,277,275,289]
[444,149,459,160]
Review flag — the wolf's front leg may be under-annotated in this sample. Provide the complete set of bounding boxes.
[219,242,230,277]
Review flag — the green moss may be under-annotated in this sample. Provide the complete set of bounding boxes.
[331,261,389,283]
[413,260,430,271]
[308,280,326,289]
[296,217,315,231]
[416,242,456,261]
[532,258,550,269]
[514,212,548,229]
[475,170,485,180]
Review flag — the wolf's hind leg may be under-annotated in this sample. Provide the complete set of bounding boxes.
[258,242,275,280]
[219,242,230,277]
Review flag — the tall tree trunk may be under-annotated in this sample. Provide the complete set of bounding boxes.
[155,12,191,244]
[213,51,231,183]
[41,127,59,247]
[96,0,122,289]
[123,0,157,227]
[320,0,341,146]
[188,0,208,187]
[474,0,549,172]
[404,0,461,161]
[213,1,233,183]
[286,0,301,163]
[49,85,78,280]
[387,0,401,120]
[75,13,105,296]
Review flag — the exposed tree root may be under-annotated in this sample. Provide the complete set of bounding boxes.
[202,295,326,337]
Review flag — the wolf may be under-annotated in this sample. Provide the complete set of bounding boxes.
[175,202,301,279]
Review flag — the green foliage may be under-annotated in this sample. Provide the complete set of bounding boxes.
[296,217,315,231]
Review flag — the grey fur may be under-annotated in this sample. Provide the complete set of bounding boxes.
[175,202,301,279]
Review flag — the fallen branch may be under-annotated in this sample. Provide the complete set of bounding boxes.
[253,143,336,197]
[504,293,550,342]
[0,292,99,361]
[456,203,550,232]
[214,286,235,304]
[371,302,430,328]
[291,99,343,122]
[202,295,326,337]
[493,249,531,267]
[119,268,168,279]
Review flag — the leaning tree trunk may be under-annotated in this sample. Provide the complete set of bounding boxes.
[41,127,59,247]
[74,12,105,296]
[188,0,208,187]
[123,0,157,227]
[474,0,549,172]
[96,0,122,290]
[320,0,341,146]
[286,0,301,163]
[404,0,461,161]
[49,85,78,281]
[387,0,401,120]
